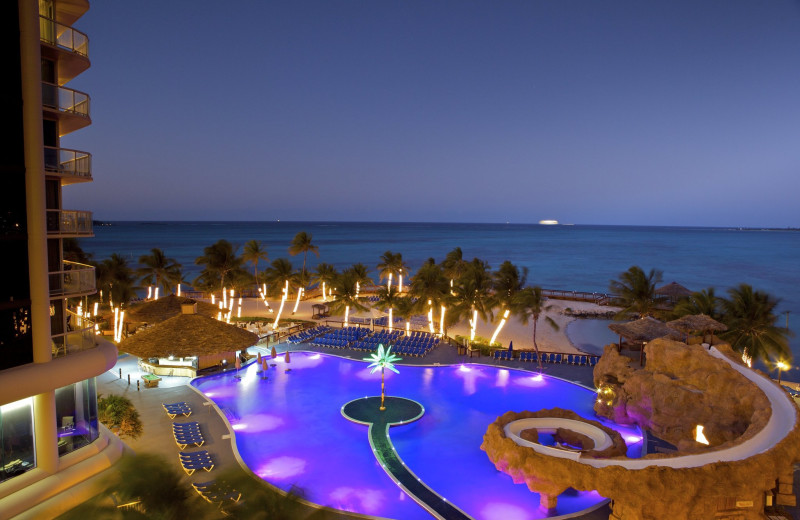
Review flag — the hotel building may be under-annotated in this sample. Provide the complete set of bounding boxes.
[0,0,122,517]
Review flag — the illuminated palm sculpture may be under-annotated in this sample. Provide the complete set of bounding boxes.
[365,344,402,411]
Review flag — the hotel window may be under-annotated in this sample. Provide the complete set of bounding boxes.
[55,378,99,456]
[0,398,36,484]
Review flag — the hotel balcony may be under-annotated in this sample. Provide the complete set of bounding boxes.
[44,146,92,184]
[49,261,95,298]
[40,16,90,84]
[52,310,98,358]
[46,209,93,237]
[52,0,90,27]
[41,82,91,136]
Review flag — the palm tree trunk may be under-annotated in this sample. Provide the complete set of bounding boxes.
[380,368,386,410]
[533,313,543,372]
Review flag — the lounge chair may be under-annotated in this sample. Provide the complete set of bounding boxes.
[179,451,214,474]
[162,402,192,419]
[192,481,242,504]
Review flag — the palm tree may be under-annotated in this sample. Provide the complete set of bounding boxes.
[96,253,137,307]
[242,240,269,288]
[349,263,371,293]
[452,259,495,341]
[441,247,468,294]
[409,262,449,334]
[489,260,528,343]
[377,251,405,291]
[511,286,559,373]
[375,285,404,331]
[137,248,182,296]
[263,258,296,297]
[194,240,246,293]
[609,266,665,319]
[672,287,722,320]
[720,284,792,365]
[288,231,319,276]
[328,269,368,327]
[364,345,402,411]
[312,262,338,301]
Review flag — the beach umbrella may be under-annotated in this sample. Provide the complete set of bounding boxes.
[235,355,241,371]
[508,340,514,355]
[271,346,277,359]
[261,357,268,371]
[257,352,262,364]
[284,351,291,364]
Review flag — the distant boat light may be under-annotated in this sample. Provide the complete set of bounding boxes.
[539,220,559,225]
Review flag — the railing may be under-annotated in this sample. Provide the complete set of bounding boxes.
[44,146,91,179]
[46,209,93,236]
[52,310,97,357]
[39,16,89,57]
[49,261,95,297]
[41,82,90,118]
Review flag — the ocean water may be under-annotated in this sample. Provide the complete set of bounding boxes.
[82,221,800,378]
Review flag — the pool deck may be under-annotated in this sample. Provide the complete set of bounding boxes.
[95,343,615,519]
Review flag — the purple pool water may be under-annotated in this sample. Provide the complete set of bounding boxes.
[192,352,642,519]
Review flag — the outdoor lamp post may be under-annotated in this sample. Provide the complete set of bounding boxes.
[777,361,788,384]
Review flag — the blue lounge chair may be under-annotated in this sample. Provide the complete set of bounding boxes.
[192,481,242,504]
[180,453,214,475]
[163,402,192,419]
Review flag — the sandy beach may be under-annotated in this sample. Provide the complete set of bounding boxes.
[233,294,616,355]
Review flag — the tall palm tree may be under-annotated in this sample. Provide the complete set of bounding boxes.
[409,262,448,315]
[441,247,468,294]
[720,284,792,365]
[364,345,402,411]
[137,248,182,296]
[193,239,246,293]
[511,286,559,373]
[672,287,723,321]
[328,269,368,326]
[609,266,665,320]
[377,251,404,291]
[242,240,269,288]
[376,285,404,331]
[263,258,297,297]
[312,262,338,301]
[288,231,319,276]
[452,259,495,341]
[489,260,528,343]
[96,253,137,307]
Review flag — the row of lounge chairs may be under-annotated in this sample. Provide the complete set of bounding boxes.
[163,402,241,507]
[163,402,192,419]
[174,421,205,449]
[179,450,215,475]
[286,325,330,344]
[492,351,600,366]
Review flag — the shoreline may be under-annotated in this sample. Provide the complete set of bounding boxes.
[230,296,618,355]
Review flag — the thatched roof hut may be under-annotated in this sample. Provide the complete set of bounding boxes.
[655,281,692,299]
[127,294,220,324]
[119,307,257,371]
[667,314,728,344]
[608,317,683,364]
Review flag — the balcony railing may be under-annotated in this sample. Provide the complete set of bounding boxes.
[44,146,92,180]
[40,16,89,57]
[49,261,95,298]
[42,82,90,118]
[52,310,97,357]
[46,209,93,237]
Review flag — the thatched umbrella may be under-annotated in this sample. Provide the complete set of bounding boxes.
[118,307,258,371]
[608,317,683,365]
[667,314,728,345]
[655,282,692,303]
[127,294,219,324]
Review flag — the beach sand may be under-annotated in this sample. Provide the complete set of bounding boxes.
[236,295,616,355]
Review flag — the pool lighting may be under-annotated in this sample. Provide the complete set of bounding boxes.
[489,309,510,345]
[625,435,642,444]
[531,374,543,382]
[459,365,471,372]
[232,423,247,431]
[694,425,709,445]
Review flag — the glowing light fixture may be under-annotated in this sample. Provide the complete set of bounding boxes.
[439,305,446,336]
[694,425,709,445]
[427,300,434,334]
[322,282,327,302]
[211,294,216,304]
[406,322,410,337]
[147,286,152,299]
[0,397,32,413]
[489,309,510,345]
[398,272,403,293]
[344,305,350,328]
[93,302,98,316]
[223,287,228,309]
[388,308,393,332]
[154,287,159,300]
[177,283,181,296]
[469,309,478,341]
[292,288,303,314]
[273,288,288,329]
[387,273,392,291]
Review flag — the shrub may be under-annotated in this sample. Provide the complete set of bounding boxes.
[98,394,143,439]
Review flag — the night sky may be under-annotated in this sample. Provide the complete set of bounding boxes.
[61,1,800,226]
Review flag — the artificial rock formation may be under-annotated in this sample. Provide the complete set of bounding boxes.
[482,340,800,519]
[593,340,770,451]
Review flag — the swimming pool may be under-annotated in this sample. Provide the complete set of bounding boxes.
[191,352,642,519]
